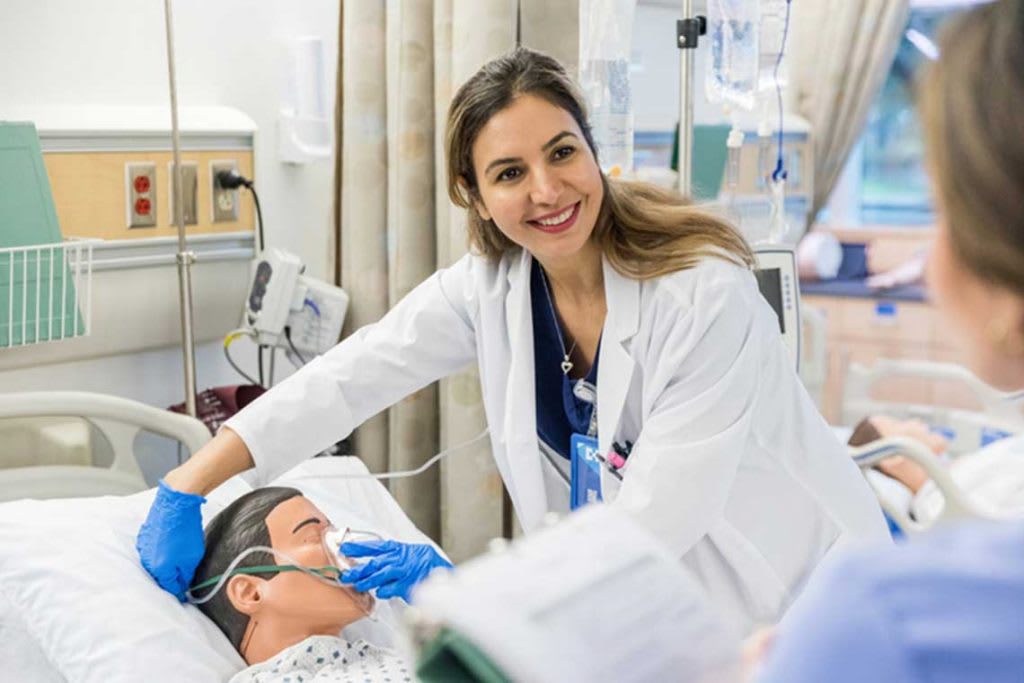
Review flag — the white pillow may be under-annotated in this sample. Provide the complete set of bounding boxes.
[0,457,432,683]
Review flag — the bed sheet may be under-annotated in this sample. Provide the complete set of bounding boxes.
[0,456,431,683]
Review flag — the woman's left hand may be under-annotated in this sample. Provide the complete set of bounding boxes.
[339,539,453,602]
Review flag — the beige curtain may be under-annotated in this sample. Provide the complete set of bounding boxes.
[334,0,578,561]
[788,0,910,223]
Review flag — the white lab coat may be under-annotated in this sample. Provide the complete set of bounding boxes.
[227,247,889,634]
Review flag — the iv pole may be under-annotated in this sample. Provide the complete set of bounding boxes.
[163,0,198,418]
[676,2,706,198]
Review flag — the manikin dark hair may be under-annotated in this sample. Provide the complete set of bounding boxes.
[192,487,302,650]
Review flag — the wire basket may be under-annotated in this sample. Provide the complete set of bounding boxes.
[0,239,98,349]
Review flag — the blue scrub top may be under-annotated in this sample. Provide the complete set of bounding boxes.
[755,520,1024,683]
[531,259,599,459]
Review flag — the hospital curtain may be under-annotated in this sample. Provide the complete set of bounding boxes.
[788,0,910,224]
[333,0,578,561]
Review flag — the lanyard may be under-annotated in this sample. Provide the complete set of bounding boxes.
[572,377,599,438]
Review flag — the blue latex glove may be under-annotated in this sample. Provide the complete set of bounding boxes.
[339,539,453,602]
[136,479,207,601]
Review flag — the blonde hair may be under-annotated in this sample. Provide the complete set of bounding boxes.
[919,0,1024,296]
[446,47,754,279]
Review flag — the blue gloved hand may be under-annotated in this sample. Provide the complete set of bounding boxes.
[339,539,453,602]
[135,479,207,601]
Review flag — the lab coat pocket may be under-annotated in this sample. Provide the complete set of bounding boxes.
[701,518,790,626]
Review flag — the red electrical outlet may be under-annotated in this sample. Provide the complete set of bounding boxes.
[127,162,157,228]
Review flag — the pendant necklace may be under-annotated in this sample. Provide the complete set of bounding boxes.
[539,268,577,376]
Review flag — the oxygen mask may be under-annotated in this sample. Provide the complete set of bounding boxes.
[186,526,385,620]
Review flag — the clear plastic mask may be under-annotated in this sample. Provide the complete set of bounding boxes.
[186,526,384,620]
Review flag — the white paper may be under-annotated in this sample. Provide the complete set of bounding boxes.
[411,505,742,683]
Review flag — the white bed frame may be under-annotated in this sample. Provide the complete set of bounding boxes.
[0,392,210,502]
[842,360,1024,534]
[843,359,1024,457]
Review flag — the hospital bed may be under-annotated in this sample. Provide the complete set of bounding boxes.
[0,391,211,502]
[0,393,434,683]
[839,359,1024,534]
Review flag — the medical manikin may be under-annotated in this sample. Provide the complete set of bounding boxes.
[849,416,1024,524]
[189,487,415,682]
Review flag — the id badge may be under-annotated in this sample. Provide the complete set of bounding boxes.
[570,433,602,511]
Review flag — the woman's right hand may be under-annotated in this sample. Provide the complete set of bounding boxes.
[135,428,255,599]
[136,479,207,600]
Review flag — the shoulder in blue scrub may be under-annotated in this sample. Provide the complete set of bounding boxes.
[754,520,1024,683]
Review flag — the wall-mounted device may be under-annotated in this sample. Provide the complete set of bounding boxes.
[278,37,332,164]
[754,247,800,372]
[243,248,348,357]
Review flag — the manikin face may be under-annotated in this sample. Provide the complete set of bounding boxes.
[470,93,605,267]
[227,495,371,658]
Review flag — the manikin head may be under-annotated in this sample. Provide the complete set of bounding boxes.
[192,487,371,665]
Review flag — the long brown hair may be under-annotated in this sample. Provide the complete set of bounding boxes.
[919,0,1024,296]
[446,47,754,279]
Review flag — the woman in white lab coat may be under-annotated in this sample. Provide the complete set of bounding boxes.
[137,47,887,634]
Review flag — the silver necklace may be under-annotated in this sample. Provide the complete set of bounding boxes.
[539,268,577,376]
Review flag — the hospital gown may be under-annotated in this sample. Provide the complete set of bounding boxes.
[229,635,413,683]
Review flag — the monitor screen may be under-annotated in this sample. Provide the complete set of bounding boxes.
[754,268,785,334]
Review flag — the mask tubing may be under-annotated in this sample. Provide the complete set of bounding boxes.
[320,429,489,481]
[187,545,349,606]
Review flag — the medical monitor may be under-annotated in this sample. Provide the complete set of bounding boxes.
[754,248,800,371]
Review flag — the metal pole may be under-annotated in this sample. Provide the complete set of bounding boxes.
[678,0,695,198]
[163,0,198,418]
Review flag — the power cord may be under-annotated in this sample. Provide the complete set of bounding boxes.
[284,325,308,365]
[215,169,265,253]
[217,169,267,384]
[257,345,266,387]
[224,329,260,386]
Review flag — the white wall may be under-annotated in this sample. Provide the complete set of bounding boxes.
[0,0,338,482]
[632,0,726,133]
[0,0,340,278]
[632,0,799,132]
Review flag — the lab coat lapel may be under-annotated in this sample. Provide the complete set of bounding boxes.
[597,258,639,456]
[502,250,548,530]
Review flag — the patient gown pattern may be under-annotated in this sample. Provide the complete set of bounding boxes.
[230,635,412,683]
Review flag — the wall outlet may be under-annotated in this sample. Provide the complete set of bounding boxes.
[126,162,157,228]
[210,160,239,223]
[167,161,199,225]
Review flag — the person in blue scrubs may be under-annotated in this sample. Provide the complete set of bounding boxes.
[755,1,1024,680]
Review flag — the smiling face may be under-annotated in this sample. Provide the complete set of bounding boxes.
[469,94,604,268]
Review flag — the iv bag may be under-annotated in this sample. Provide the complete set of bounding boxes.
[579,0,638,176]
[758,0,790,93]
[707,0,790,110]
[706,0,759,111]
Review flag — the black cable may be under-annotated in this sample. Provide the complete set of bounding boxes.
[214,169,264,253]
[268,345,276,386]
[225,338,260,386]
[284,326,308,365]
[248,186,265,253]
[257,345,265,386]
